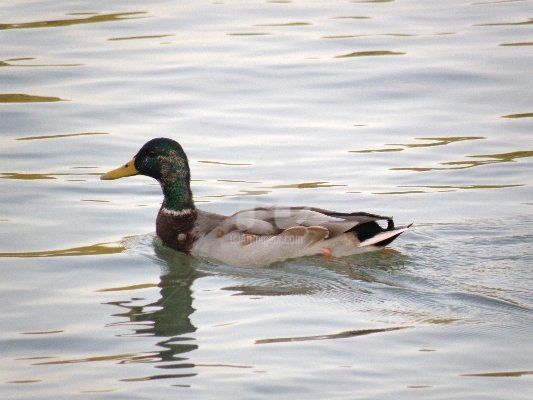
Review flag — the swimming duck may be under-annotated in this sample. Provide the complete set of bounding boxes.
[101,138,411,266]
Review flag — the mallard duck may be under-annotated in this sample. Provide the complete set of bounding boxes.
[101,138,411,266]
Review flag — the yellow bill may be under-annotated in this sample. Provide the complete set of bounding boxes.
[100,158,139,180]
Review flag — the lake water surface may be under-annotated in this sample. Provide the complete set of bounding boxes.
[1,0,532,398]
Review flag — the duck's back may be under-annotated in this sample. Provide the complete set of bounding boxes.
[190,207,410,266]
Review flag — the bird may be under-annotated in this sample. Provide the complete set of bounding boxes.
[101,138,411,266]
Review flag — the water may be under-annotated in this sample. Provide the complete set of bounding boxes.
[1,0,532,398]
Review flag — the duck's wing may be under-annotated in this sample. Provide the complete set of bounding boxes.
[218,206,395,235]
[193,207,410,265]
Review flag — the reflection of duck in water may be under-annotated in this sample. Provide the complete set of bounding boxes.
[101,138,411,266]
[110,247,201,367]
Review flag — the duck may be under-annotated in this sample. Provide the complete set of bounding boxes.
[101,138,411,266]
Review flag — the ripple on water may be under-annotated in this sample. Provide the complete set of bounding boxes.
[254,22,311,27]
[500,42,533,46]
[323,33,417,39]
[372,184,525,195]
[20,330,63,335]
[0,58,82,67]
[335,50,405,58]
[390,150,533,172]
[475,17,533,26]
[0,94,64,103]
[16,132,108,141]
[108,34,175,41]
[197,160,252,166]
[350,136,486,153]
[0,12,147,30]
[0,241,124,258]
[461,370,533,377]
[267,181,347,189]
[227,32,272,36]
[255,326,410,344]
[501,112,533,118]
[0,172,100,180]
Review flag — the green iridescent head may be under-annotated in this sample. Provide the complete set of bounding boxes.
[101,138,194,210]
[134,138,190,181]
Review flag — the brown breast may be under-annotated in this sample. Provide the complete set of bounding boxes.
[156,208,198,253]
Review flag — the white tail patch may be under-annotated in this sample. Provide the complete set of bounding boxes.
[359,226,411,247]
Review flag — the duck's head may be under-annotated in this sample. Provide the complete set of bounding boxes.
[101,138,190,182]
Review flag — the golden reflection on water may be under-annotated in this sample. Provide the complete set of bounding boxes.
[373,190,427,195]
[268,181,346,189]
[500,42,533,46]
[476,17,533,26]
[16,132,108,141]
[323,35,359,39]
[356,148,405,153]
[324,33,417,39]
[394,136,485,148]
[0,172,100,180]
[217,179,261,183]
[391,149,532,171]
[0,59,82,67]
[81,199,111,203]
[0,94,64,103]
[351,133,532,173]
[108,34,175,41]
[21,330,63,335]
[227,32,272,36]
[375,184,525,195]
[336,50,405,58]
[0,12,147,30]
[238,189,270,196]
[501,112,533,118]
[0,173,56,180]
[0,242,124,258]
[254,22,311,27]
[461,370,533,377]
[197,160,252,166]
[350,136,485,153]
[6,57,35,61]
[442,150,533,167]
